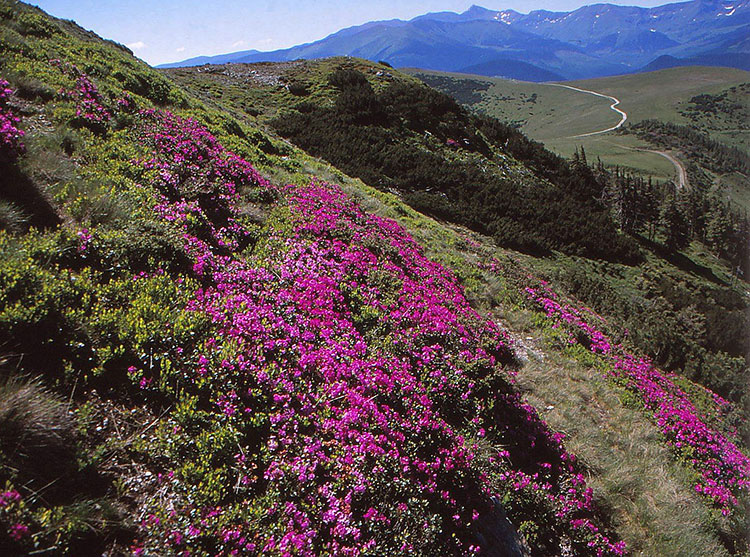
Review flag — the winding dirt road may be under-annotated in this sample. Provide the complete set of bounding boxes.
[650,149,687,189]
[550,83,688,188]
[549,83,628,137]
[613,144,689,189]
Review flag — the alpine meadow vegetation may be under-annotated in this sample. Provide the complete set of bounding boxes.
[0,1,747,556]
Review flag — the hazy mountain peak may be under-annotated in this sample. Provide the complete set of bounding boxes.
[459,5,523,24]
[463,4,496,17]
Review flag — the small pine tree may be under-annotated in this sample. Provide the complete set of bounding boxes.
[642,177,660,241]
[660,193,690,251]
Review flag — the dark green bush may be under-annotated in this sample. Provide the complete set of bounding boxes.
[286,80,309,96]
[272,67,639,262]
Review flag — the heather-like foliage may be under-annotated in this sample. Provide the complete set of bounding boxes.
[0,487,31,549]
[51,59,112,131]
[0,78,24,159]
[0,2,746,554]
[125,108,625,556]
[0,55,626,553]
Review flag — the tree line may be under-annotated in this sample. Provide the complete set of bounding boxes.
[628,119,750,175]
[593,151,748,275]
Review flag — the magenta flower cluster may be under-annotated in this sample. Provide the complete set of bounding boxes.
[0,78,25,160]
[0,489,30,546]
[0,489,21,508]
[51,59,112,128]
[522,279,750,514]
[77,228,91,253]
[126,105,626,556]
[117,92,136,112]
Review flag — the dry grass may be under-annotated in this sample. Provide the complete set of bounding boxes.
[0,201,29,233]
[502,313,733,557]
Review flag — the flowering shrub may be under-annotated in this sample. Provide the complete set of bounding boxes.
[76,227,91,253]
[117,91,136,113]
[0,485,33,553]
[0,51,628,553]
[522,279,750,515]
[0,79,25,160]
[121,108,625,556]
[0,8,744,548]
[51,59,112,131]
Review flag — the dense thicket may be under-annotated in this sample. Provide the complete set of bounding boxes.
[410,74,491,106]
[598,161,749,272]
[550,256,748,402]
[272,68,639,262]
[680,84,749,129]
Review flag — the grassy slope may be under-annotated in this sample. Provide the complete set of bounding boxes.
[326,182,745,556]
[167,60,750,554]
[720,172,750,211]
[408,67,749,182]
[167,59,748,396]
[0,3,747,555]
[568,68,750,128]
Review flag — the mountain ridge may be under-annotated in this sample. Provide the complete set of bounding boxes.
[159,0,750,81]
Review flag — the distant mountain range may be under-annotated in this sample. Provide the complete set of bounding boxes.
[160,0,750,81]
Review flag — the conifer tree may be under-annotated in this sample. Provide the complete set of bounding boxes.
[660,193,690,250]
[705,198,731,256]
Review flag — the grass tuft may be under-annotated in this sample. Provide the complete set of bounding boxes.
[0,201,28,233]
[0,373,77,491]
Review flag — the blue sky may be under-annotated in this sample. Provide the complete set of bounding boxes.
[30,0,681,66]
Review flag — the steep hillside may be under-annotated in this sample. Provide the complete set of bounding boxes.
[165,59,638,261]
[0,2,748,557]
[0,2,627,555]
[409,65,749,369]
[166,58,750,550]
